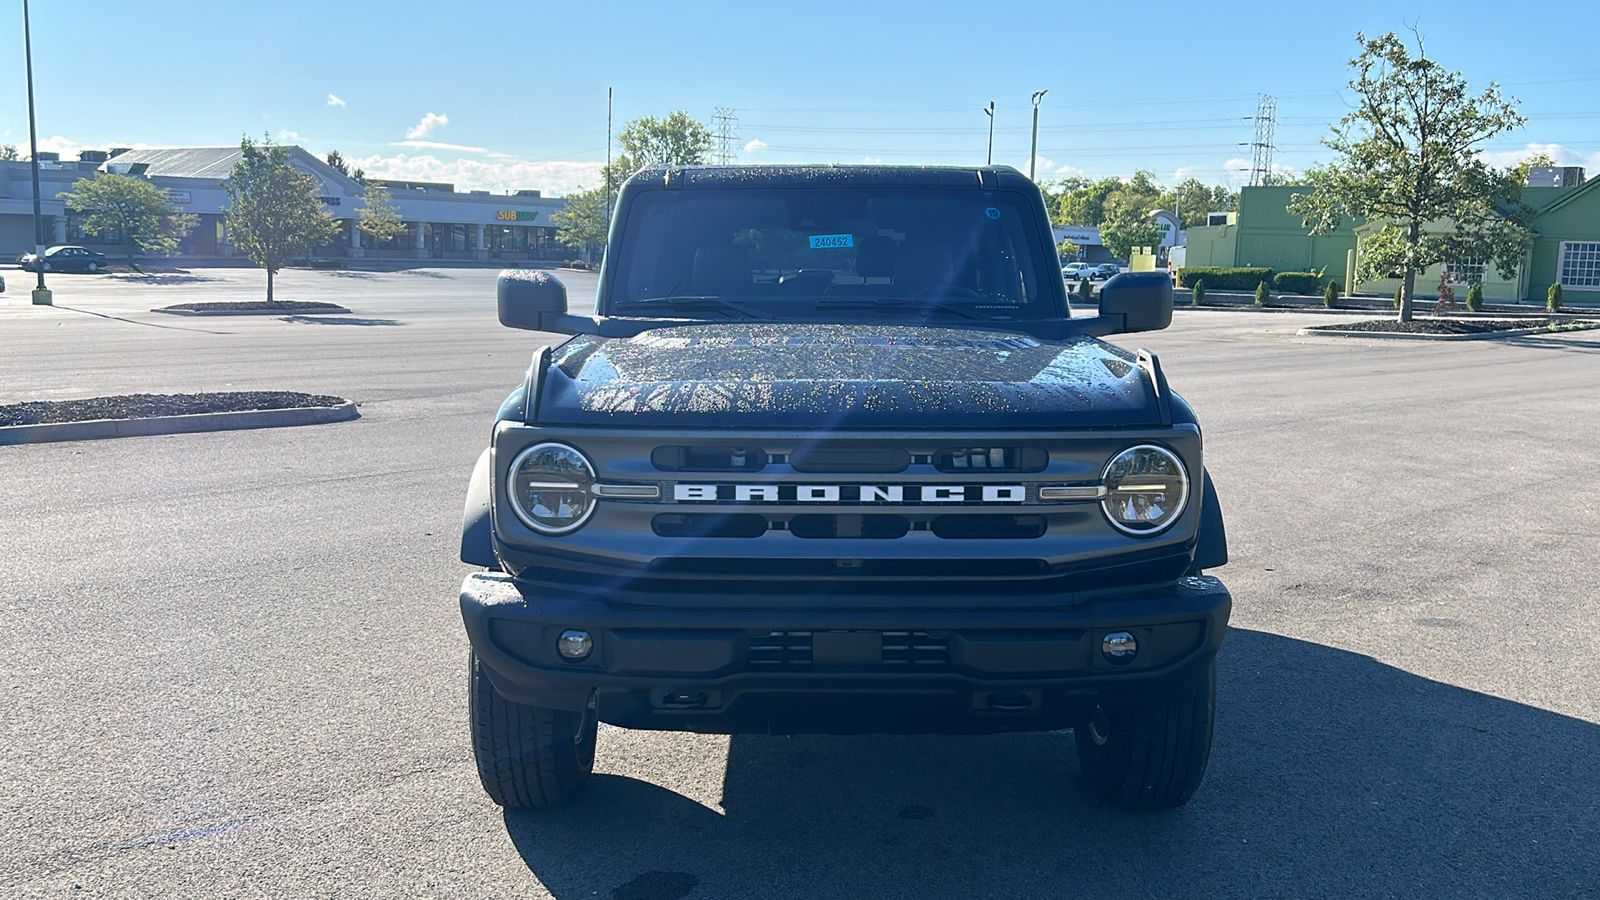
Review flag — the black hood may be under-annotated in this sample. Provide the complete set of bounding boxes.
[538,323,1158,429]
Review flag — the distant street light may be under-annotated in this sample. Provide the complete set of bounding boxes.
[23,0,51,304]
[983,101,994,166]
[1029,90,1048,182]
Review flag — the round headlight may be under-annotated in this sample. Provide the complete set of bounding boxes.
[508,442,596,535]
[1101,445,1189,535]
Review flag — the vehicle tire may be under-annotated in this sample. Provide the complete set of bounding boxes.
[42,262,51,272]
[469,651,596,808]
[1074,659,1215,809]
[86,262,99,273]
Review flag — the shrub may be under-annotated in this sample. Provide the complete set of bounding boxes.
[1465,284,1483,311]
[1254,280,1270,307]
[1192,279,1205,306]
[1393,286,1403,308]
[1176,266,1274,291]
[1077,277,1093,302]
[1273,272,1322,295]
[1323,281,1339,308]
[1548,283,1563,312]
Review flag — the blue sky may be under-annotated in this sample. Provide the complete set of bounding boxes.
[3,0,1597,196]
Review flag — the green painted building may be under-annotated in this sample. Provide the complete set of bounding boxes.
[1181,181,1600,304]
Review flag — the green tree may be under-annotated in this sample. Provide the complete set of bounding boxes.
[0,145,19,161]
[1547,283,1563,312]
[1255,280,1271,307]
[325,150,350,177]
[1323,280,1340,308]
[1056,238,1080,261]
[1192,279,1205,306]
[57,173,198,266]
[617,111,713,169]
[550,186,611,252]
[223,135,340,304]
[356,180,405,245]
[1098,195,1165,260]
[1288,32,1531,322]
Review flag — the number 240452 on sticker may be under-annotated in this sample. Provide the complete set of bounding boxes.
[809,234,853,249]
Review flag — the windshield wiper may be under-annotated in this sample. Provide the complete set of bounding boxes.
[814,299,988,320]
[613,296,763,319]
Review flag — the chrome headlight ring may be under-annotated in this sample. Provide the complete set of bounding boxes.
[1100,444,1189,536]
[507,442,597,535]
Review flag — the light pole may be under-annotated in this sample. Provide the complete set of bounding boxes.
[983,101,994,166]
[1029,90,1048,181]
[23,0,51,304]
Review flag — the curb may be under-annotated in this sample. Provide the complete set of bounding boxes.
[152,306,352,317]
[1296,322,1600,341]
[0,401,359,446]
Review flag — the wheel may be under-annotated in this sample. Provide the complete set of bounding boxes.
[86,262,99,273]
[1074,660,1215,809]
[42,262,52,272]
[468,651,596,808]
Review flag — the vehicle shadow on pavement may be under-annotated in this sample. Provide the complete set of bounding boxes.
[502,628,1599,898]
[279,316,404,327]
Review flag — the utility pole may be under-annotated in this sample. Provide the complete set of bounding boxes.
[604,87,612,230]
[983,101,994,166]
[1029,90,1048,181]
[712,108,738,165]
[1246,93,1277,187]
[23,0,51,304]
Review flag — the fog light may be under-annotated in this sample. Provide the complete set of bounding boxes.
[557,629,593,661]
[1101,631,1138,664]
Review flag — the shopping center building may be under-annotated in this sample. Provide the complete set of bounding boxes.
[0,147,572,264]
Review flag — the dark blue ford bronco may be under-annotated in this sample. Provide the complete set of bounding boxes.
[459,165,1230,810]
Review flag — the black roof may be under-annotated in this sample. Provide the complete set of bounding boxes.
[624,164,1035,192]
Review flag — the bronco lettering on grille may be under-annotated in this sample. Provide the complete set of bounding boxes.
[671,484,1028,504]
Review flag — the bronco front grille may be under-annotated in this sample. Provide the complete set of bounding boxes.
[746,630,950,669]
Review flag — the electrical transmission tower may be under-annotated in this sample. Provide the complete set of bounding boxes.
[712,108,739,165]
[1247,94,1277,186]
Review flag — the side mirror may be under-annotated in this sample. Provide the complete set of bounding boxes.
[497,270,568,332]
[1095,271,1173,334]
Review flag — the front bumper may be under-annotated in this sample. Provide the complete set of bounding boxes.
[459,572,1230,735]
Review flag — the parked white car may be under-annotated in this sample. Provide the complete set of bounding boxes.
[1062,262,1092,280]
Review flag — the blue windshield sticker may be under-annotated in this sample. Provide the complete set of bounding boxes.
[985,207,1001,220]
[809,233,854,249]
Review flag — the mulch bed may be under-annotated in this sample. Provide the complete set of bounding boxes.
[0,392,346,427]
[157,301,347,312]
[1302,318,1582,335]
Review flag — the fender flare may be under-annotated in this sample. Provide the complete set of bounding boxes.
[1188,468,1229,574]
[460,448,497,567]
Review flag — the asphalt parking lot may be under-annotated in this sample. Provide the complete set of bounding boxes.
[2,267,1598,898]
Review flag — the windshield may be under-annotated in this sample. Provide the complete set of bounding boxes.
[608,188,1062,321]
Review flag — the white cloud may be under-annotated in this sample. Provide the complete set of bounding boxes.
[32,135,153,158]
[350,152,605,196]
[1052,163,1086,178]
[405,112,449,140]
[393,139,488,153]
[742,138,768,153]
[327,94,346,107]
[276,129,307,143]
[1173,166,1198,181]
[861,155,883,164]
[1480,141,1600,173]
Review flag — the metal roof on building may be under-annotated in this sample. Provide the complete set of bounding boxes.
[102,148,248,179]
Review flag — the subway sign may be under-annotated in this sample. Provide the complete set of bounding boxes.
[496,210,539,222]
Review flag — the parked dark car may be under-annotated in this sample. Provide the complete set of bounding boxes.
[17,246,110,273]
[1088,262,1122,281]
